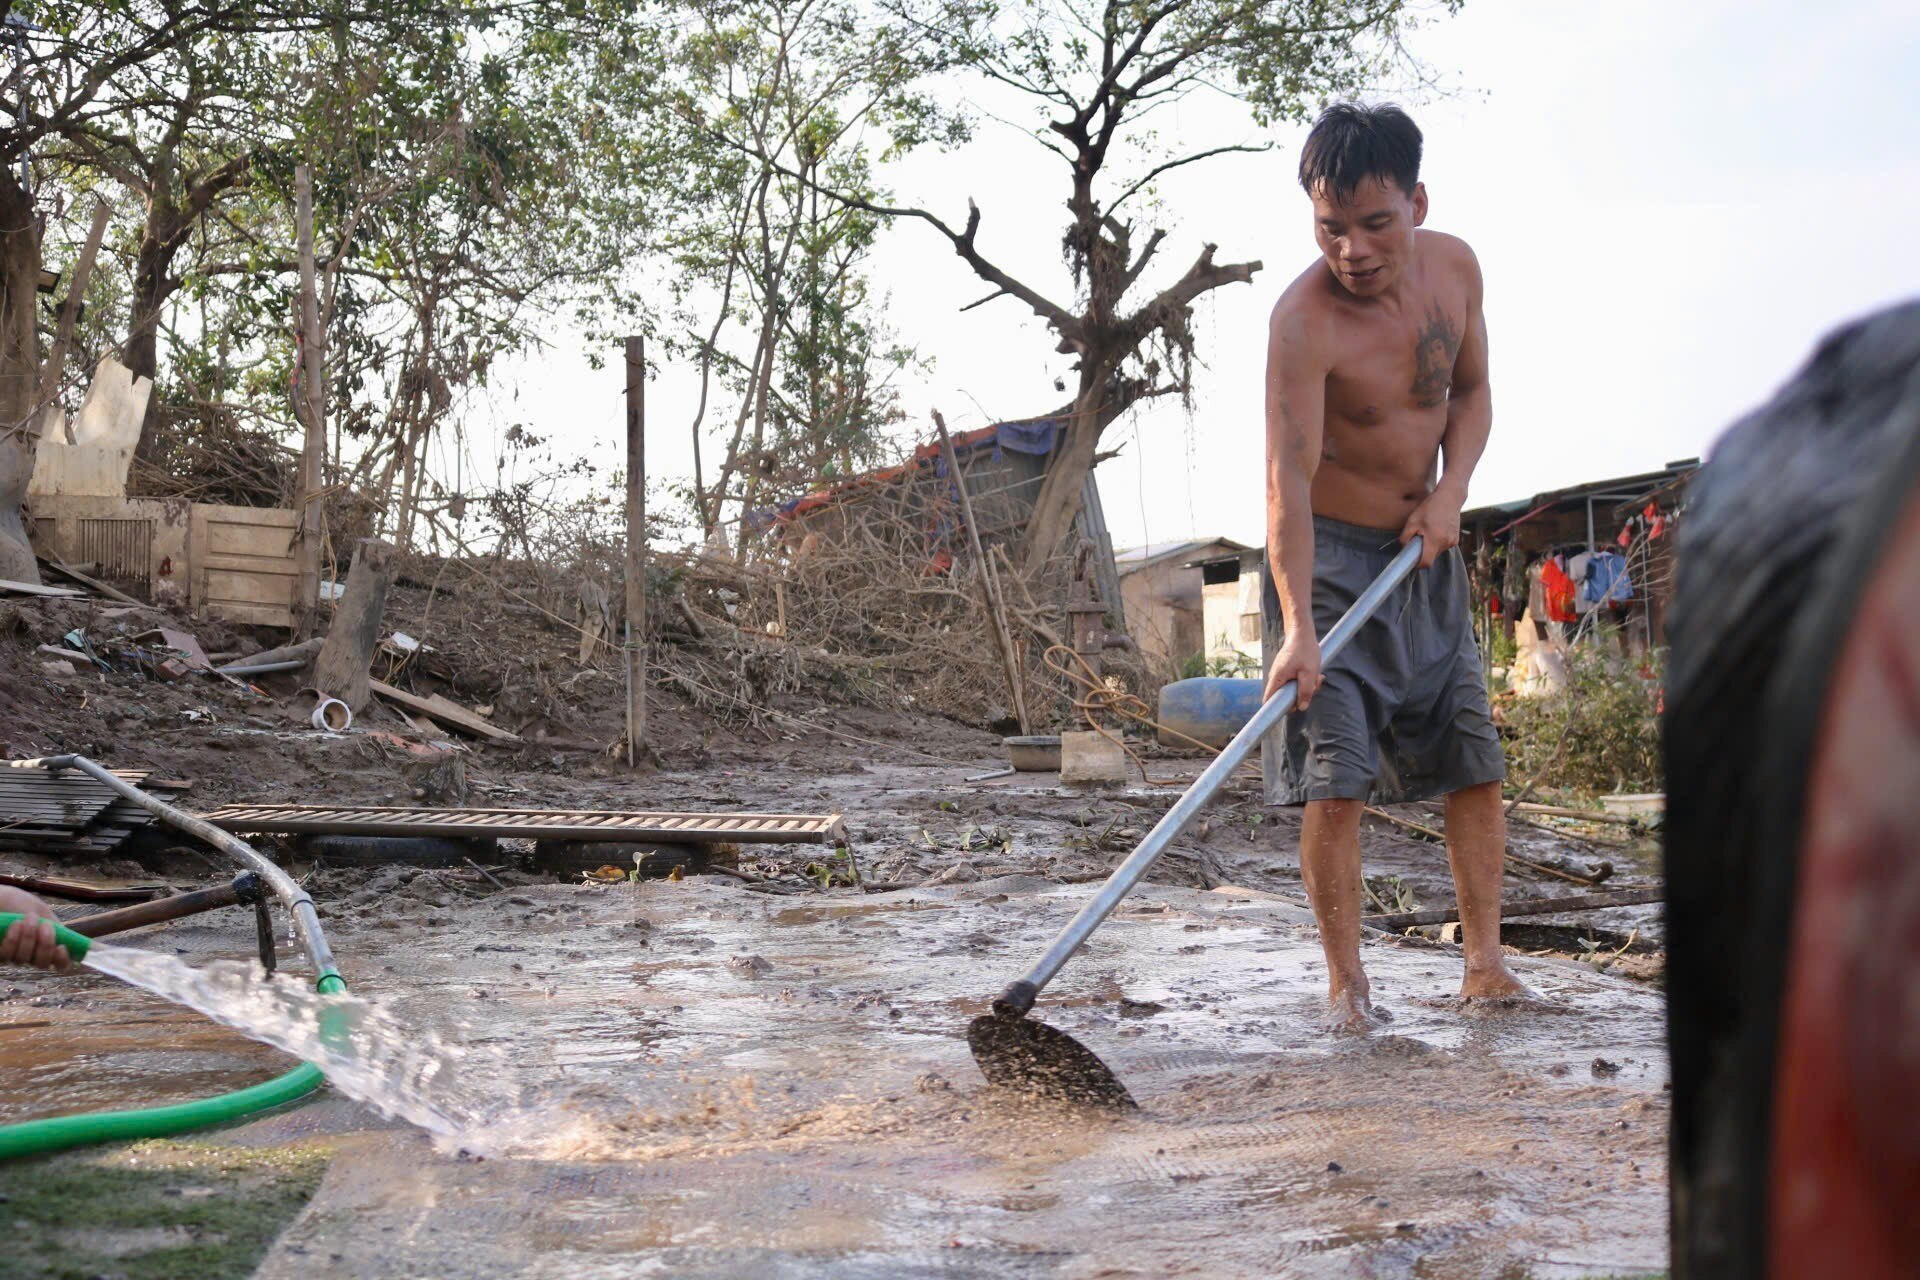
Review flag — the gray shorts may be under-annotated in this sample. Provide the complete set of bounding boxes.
[1261,515,1505,806]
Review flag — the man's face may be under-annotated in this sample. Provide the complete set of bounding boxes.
[1310,175,1427,298]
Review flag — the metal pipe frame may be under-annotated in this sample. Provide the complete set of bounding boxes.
[66,872,264,939]
[40,756,340,984]
[214,659,308,677]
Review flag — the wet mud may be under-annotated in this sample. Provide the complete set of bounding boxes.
[1,703,1667,1277]
[4,874,1669,1277]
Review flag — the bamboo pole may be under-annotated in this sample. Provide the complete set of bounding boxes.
[38,200,112,416]
[933,410,1031,734]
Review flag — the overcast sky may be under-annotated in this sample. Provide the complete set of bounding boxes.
[477,0,1920,553]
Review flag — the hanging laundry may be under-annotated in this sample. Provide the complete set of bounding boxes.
[1540,556,1579,623]
[1568,551,1596,613]
[1587,549,1633,604]
[1643,502,1669,541]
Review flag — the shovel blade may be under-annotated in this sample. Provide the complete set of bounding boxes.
[968,1011,1136,1109]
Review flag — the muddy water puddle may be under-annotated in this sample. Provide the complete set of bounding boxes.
[0,874,1666,1275]
[0,941,291,1121]
[233,878,1670,1276]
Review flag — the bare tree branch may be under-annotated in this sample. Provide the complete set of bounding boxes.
[1110,140,1273,212]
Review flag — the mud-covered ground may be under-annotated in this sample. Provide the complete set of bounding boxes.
[0,594,1668,1277]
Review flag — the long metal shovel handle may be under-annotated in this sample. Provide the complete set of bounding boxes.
[994,535,1425,1015]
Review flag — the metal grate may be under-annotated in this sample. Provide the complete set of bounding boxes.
[202,803,848,846]
[76,517,152,597]
[0,765,183,855]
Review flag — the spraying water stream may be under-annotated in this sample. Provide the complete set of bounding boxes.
[80,942,514,1146]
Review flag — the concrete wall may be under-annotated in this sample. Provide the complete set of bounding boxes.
[1201,569,1262,671]
[1121,559,1203,677]
[1119,539,1246,678]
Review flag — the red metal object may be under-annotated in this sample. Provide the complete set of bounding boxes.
[1769,485,1920,1278]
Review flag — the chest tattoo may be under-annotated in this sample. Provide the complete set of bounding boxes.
[1410,304,1461,408]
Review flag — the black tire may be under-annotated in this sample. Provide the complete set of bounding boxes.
[1665,300,1920,1277]
[299,834,499,868]
[530,840,708,877]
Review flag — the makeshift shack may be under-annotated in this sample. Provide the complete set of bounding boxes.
[1114,537,1251,675]
[1460,458,1698,651]
[23,356,307,627]
[744,416,1127,628]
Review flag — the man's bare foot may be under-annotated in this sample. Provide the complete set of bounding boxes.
[1328,986,1393,1035]
[1459,963,1539,1003]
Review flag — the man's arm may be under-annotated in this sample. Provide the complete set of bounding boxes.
[1401,247,1491,568]
[1264,300,1330,706]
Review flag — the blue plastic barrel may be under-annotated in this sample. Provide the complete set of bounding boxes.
[1156,677,1263,749]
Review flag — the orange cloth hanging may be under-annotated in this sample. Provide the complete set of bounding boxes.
[1540,557,1579,623]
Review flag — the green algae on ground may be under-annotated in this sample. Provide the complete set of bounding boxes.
[0,1140,327,1280]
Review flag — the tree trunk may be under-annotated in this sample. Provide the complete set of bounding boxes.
[313,538,397,713]
[124,230,174,384]
[0,168,43,584]
[1020,364,1126,573]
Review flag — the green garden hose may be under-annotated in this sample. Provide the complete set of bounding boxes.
[0,911,343,1161]
[0,911,92,965]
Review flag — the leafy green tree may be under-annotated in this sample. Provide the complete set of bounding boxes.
[621,0,956,539]
[0,1,476,580]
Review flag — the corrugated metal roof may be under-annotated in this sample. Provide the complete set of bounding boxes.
[1114,537,1251,572]
[1462,459,1700,526]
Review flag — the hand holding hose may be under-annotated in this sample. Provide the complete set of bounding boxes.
[0,889,78,971]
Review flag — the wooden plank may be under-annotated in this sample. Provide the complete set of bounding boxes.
[294,163,326,636]
[0,872,164,904]
[203,802,842,825]
[0,578,85,598]
[1508,802,1647,826]
[199,802,845,846]
[369,680,520,743]
[201,568,298,606]
[1363,885,1665,930]
[623,334,647,767]
[44,559,145,607]
[202,518,301,557]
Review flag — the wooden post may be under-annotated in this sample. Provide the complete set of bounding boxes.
[623,336,646,767]
[313,538,396,712]
[934,410,1032,734]
[294,164,326,636]
[37,200,111,422]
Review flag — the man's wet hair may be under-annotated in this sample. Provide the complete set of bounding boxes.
[1298,102,1423,202]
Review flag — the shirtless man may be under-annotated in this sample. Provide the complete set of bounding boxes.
[1262,102,1529,1031]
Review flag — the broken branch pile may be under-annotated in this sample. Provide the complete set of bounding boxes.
[671,494,1078,729]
